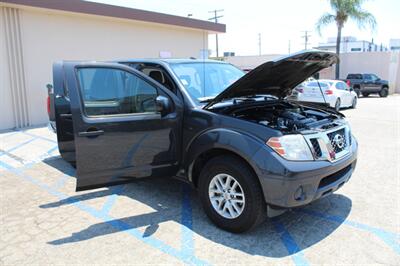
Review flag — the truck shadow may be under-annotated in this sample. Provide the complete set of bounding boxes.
[41,158,352,258]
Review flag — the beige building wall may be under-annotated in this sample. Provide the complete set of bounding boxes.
[225,52,400,94]
[0,4,209,130]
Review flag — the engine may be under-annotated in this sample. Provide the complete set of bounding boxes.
[229,104,335,132]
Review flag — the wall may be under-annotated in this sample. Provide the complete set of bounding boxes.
[224,54,282,70]
[225,51,400,94]
[0,5,208,129]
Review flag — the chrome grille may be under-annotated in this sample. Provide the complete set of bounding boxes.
[304,124,351,162]
[310,138,322,158]
[327,128,347,153]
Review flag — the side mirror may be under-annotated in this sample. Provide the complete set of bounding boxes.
[155,95,172,116]
[349,87,354,91]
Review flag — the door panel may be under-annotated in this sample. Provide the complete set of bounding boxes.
[63,62,182,191]
[53,62,76,163]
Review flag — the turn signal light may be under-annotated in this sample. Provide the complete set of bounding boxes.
[266,137,285,156]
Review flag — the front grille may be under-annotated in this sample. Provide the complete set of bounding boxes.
[327,128,347,153]
[318,164,352,188]
[310,138,322,158]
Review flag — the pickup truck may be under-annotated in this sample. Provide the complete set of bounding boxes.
[345,73,389,97]
[48,50,358,232]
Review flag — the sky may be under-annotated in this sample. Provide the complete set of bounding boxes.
[90,0,400,56]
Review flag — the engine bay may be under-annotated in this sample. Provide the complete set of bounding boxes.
[226,103,339,132]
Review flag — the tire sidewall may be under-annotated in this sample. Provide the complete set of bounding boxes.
[380,87,388,97]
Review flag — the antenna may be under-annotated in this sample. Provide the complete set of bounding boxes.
[208,9,224,57]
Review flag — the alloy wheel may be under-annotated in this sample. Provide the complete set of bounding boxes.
[208,173,245,219]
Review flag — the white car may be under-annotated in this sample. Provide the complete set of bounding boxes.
[288,79,358,111]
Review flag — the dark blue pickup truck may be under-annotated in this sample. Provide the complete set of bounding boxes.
[345,73,389,97]
[47,51,358,232]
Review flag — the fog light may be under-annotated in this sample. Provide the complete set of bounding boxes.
[294,186,304,201]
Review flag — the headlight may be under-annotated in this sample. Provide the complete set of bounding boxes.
[266,135,314,161]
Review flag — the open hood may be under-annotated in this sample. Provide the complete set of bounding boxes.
[204,50,339,109]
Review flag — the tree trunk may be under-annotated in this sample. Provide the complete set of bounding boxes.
[335,25,342,79]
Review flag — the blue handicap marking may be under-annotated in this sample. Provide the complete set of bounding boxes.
[272,219,310,266]
[299,209,400,255]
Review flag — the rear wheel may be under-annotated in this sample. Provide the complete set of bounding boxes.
[362,92,370,97]
[335,98,341,111]
[379,87,388,97]
[354,87,360,97]
[198,155,266,233]
[351,97,357,109]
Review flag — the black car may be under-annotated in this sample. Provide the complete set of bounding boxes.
[345,73,389,97]
[48,50,358,232]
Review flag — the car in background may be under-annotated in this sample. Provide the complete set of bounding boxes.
[345,73,389,97]
[288,79,357,111]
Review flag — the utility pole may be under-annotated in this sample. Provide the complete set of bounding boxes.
[208,9,224,57]
[301,30,311,50]
[258,33,261,55]
[288,40,291,54]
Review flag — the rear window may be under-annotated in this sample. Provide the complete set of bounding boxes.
[347,74,362,79]
[306,81,329,88]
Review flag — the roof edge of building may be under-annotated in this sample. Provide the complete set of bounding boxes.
[0,0,226,33]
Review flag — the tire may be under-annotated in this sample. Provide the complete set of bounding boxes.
[362,92,370,97]
[351,97,357,109]
[198,155,266,233]
[354,87,360,97]
[379,87,388,97]
[334,98,341,111]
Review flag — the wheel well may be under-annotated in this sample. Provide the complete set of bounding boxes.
[382,85,388,89]
[353,85,360,89]
[191,148,259,189]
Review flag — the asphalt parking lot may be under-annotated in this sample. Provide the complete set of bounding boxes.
[1,95,399,265]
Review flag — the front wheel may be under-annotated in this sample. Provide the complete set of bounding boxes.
[379,87,388,97]
[198,155,266,233]
[362,92,370,97]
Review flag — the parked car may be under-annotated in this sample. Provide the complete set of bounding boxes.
[288,79,358,111]
[48,51,358,233]
[345,73,389,97]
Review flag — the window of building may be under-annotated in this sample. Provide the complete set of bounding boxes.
[351,48,362,51]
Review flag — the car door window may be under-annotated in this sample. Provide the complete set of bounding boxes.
[364,74,372,81]
[77,67,158,117]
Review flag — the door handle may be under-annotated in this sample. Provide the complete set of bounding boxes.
[78,130,104,137]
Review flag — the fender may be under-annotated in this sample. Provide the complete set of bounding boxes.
[184,128,265,182]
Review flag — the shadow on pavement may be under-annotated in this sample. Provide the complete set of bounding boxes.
[41,158,352,258]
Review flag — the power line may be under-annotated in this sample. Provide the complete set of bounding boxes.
[301,30,312,50]
[208,9,224,57]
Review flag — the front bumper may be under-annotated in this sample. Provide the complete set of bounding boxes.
[252,135,358,208]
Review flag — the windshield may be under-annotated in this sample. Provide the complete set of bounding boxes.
[170,62,244,104]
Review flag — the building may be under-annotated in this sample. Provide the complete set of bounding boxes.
[314,36,388,53]
[0,0,225,130]
[225,52,400,94]
[389,39,400,51]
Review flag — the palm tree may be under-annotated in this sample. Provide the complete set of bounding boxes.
[316,0,376,79]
